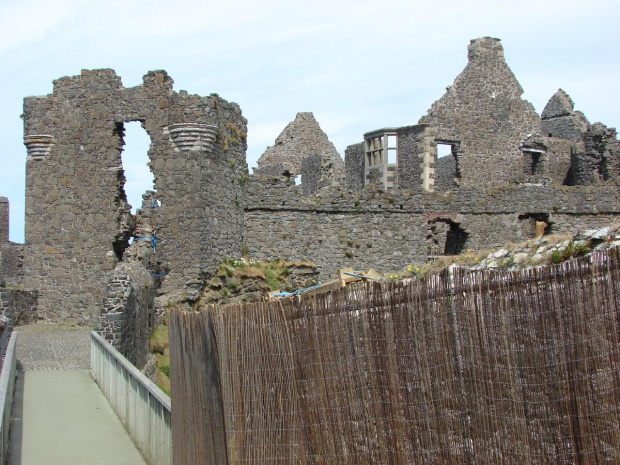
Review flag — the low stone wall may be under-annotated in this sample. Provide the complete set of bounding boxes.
[96,260,156,368]
[0,243,24,287]
[244,178,620,278]
[0,288,38,326]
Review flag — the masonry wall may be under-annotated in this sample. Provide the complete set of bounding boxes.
[396,125,432,190]
[433,155,458,191]
[538,138,576,184]
[420,38,541,187]
[568,124,620,186]
[244,179,620,279]
[344,142,365,190]
[541,89,589,142]
[0,198,24,287]
[301,154,322,196]
[255,112,344,181]
[97,260,155,367]
[0,198,7,245]
[0,288,38,326]
[0,244,24,287]
[23,69,247,323]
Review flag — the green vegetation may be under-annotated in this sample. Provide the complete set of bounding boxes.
[551,241,590,263]
[215,257,316,295]
[149,324,170,395]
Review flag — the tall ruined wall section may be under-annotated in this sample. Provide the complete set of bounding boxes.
[97,260,155,367]
[23,69,247,323]
[420,37,541,187]
[244,180,620,279]
[0,198,7,245]
[0,243,24,288]
[345,142,365,190]
[0,198,24,287]
[568,124,620,186]
[396,125,436,190]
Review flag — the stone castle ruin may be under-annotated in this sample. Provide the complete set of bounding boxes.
[1,37,619,361]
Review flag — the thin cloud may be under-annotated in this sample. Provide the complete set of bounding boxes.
[0,0,85,55]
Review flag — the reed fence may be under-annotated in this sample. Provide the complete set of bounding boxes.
[169,249,620,464]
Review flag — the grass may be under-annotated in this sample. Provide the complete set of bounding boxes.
[150,325,170,395]
[414,249,491,277]
[216,258,316,293]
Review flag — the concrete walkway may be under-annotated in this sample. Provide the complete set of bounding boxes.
[7,324,147,465]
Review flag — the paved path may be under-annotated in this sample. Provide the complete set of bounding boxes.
[14,324,90,371]
[7,324,147,465]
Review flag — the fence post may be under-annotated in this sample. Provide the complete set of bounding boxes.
[169,309,229,465]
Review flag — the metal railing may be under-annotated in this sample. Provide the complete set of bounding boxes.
[0,332,17,465]
[90,331,171,465]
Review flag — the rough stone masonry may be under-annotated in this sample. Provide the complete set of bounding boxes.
[3,36,618,336]
[22,70,247,323]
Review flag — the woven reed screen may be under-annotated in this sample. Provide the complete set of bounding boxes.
[169,249,620,464]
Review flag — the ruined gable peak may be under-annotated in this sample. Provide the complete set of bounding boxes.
[275,112,321,143]
[255,111,344,178]
[541,89,575,119]
[467,37,504,62]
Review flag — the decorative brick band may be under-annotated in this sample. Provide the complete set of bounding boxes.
[24,135,55,160]
[165,123,218,152]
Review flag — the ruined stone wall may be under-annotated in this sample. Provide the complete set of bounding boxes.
[345,142,365,190]
[255,112,344,183]
[396,125,432,190]
[541,90,589,142]
[253,162,294,178]
[301,154,322,196]
[97,260,155,367]
[433,155,458,191]
[243,178,620,279]
[0,198,25,287]
[420,37,541,187]
[538,138,577,185]
[0,243,24,287]
[0,198,7,245]
[515,135,577,185]
[23,69,248,323]
[567,123,620,186]
[0,288,38,326]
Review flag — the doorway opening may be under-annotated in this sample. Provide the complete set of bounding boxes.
[518,213,553,238]
[427,218,469,256]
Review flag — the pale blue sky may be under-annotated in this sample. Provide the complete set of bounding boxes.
[1,0,619,242]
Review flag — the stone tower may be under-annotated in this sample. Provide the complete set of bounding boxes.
[23,69,248,323]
